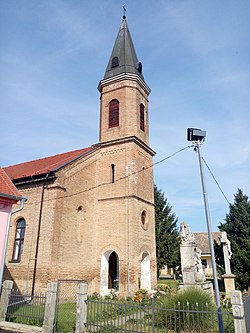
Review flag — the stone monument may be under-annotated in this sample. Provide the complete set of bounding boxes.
[221,231,235,295]
[179,221,212,294]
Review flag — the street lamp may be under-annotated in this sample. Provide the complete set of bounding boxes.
[187,128,224,333]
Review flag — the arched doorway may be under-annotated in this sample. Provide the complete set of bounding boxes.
[108,251,119,289]
[141,251,151,290]
[100,250,119,294]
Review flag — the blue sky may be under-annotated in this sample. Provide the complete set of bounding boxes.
[1,0,250,232]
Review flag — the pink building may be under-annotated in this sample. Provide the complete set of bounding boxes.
[0,167,25,288]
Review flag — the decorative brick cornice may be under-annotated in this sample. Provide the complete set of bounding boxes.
[92,136,156,157]
[98,73,151,95]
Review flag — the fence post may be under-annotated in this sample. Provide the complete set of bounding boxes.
[42,282,58,333]
[230,290,247,333]
[0,280,13,321]
[75,281,88,333]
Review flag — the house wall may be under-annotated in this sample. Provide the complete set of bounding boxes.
[0,201,12,283]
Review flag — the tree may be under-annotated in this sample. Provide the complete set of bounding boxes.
[154,184,180,278]
[219,189,250,291]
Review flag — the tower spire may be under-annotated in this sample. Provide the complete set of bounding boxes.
[103,13,144,80]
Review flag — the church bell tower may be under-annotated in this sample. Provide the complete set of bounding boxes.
[96,13,157,296]
[98,15,151,146]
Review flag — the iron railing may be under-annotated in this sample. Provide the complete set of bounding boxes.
[6,289,46,327]
[87,298,234,333]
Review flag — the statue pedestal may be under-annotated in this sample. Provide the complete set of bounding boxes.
[222,273,235,296]
[182,266,196,285]
[180,243,195,273]
[179,281,213,297]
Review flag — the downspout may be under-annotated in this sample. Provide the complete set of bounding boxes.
[31,174,48,296]
[0,197,27,290]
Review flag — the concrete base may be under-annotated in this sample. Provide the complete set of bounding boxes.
[179,281,213,297]
[0,321,42,333]
[223,273,236,296]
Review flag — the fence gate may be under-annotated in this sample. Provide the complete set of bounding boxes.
[54,280,84,333]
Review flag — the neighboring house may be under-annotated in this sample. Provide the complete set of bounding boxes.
[194,232,220,278]
[0,168,24,287]
[3,15,157,296]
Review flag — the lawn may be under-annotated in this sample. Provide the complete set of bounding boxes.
[157,278,180,289]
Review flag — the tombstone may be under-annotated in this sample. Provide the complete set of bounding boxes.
[179,222,212,295]
[221,231,235,296]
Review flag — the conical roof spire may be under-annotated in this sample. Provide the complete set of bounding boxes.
[103,14,143,80]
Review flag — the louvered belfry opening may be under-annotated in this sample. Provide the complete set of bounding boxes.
[109,99,119,128]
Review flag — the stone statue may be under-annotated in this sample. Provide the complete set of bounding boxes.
[221,231,233,273]
[179,221,195,244]
[194,247,206,282]
[220,231,235,295]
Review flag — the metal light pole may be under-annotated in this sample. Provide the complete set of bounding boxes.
[195,141,224,333]
[187,128,224,333]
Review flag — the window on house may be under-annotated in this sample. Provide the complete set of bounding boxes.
[12,218,26,262]
[109,99,119,128]
[111,164,115,183]
[140,104,145,131]
[201,259,207,268]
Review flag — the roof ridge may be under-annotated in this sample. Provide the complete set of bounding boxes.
[3,147,93,181]
[4,147,91,169]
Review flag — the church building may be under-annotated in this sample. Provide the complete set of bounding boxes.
[3,15,157,296]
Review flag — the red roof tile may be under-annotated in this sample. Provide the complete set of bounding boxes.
[4,147,93,180]
[0,167,22,199]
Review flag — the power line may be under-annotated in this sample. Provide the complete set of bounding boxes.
[24,144,194,205]
[202,157,230,205]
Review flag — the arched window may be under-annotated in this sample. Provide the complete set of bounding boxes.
[141,251,151,290]
[141,211,146,225]
[140,103,145,131]
[111,164,115,183]
[109,99,119,128]
[111,57,119,68]
[12,218,26,262]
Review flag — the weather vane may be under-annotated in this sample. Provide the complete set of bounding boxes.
[123,5,126,19]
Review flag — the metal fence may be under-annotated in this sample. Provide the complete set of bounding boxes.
[6,289,46,326]
[54,279,85,333]
[87,298,234,333]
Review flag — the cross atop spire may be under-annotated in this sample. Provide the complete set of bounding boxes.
[123,5,126,19]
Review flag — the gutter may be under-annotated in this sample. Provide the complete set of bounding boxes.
[0,193,24,202]
[0,196,27,290]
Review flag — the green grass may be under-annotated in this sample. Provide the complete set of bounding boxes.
[55,302,76,332]
[6,303,45,327]
[157,278,180,289]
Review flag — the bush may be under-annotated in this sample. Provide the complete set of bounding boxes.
[154,288,215,332]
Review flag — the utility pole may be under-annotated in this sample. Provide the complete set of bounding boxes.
[187,128,224,333]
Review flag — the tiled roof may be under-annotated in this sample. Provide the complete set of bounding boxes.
[4,147,93,181]
[194,232,221,254]
[0,167,22,199]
